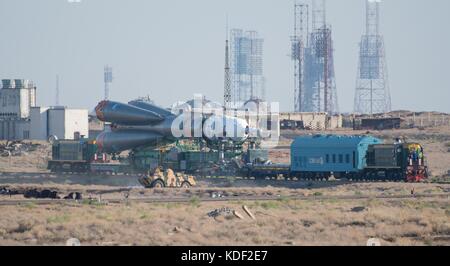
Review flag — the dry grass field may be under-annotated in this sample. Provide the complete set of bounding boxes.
[0,196,448,246]
[0,182,448,246]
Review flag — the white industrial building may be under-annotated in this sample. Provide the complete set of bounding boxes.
[0,79,36,139]
[0,79,89,141]
[0,79,37,119]
[30,107,89,140]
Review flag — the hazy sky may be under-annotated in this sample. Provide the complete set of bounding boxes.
[0,0,449,113]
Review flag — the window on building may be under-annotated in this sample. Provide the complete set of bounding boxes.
[346,154,350,164]
[339,154,343,164]
[332,154,336,164]
[326,154,330,164]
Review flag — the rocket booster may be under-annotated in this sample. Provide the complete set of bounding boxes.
[95,100,250,153]
[95,100,165,125]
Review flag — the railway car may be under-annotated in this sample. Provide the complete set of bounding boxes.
[290,135,382,180]
[289,135,428,182]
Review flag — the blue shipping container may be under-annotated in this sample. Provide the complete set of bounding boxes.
[291,135,382,173]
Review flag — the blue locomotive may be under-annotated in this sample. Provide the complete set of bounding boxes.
[245,135,428,182]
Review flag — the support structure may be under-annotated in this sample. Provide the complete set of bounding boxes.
[55,75,60,106]
[224,24,232,108]
[295,0,338,114]
[291,3,308,112]
[354,0,391,115]
[230,29,264,104]
[104,65,113,101]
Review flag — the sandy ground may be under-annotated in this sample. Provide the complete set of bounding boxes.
[0,182,448,246]
[0,141,50,173]
[0,196,448,246]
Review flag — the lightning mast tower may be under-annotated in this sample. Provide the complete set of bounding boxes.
[291,2,309,112]
[354,0,391,115]
[104,65,113,101]
[230,29,264,104]
[302,0,339,114]
[55,75,60,106]
[224,22,232,109]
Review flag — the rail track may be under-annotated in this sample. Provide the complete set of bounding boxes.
[0,192,448,206]
[1,171,449,185]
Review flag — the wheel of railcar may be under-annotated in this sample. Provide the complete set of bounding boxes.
[347,173,353,181]
[385,171,391,182]
[51,164,60,173]
[76,164,84,173]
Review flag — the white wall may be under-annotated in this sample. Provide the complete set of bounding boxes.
[0,88,35,119]
[48,108,65,140]
[30,107,49,140]
[63,109,89,139]
[30,107,89,140]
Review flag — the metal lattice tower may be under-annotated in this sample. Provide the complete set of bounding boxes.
[224,23,232,108]
[354,0,391,115]
[104,65,113,101]
[312,0,326,31]
[55,75,60,106]
[301,0,339,114]
[291,2,309,112]
[230,29,264,104]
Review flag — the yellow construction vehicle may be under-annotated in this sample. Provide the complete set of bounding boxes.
[138,167,196,188]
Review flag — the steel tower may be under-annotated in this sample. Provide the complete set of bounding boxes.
[291,2,309,112]
[224,23,232,108]
[298,0,339,114]
[230,29,264,104]
[55,75,60,106]
[354,0,391,115]
[104,65,113,101]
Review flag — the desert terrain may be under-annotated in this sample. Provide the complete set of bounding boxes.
[0,127,449,246]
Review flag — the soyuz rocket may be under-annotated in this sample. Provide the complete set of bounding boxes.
[95,100,251,153]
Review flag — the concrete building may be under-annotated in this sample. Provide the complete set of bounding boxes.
[0,79,36,140]
[30,107,89,140]
[0,119,30,140]
[0,79,88,141]
[0,79,36,119]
